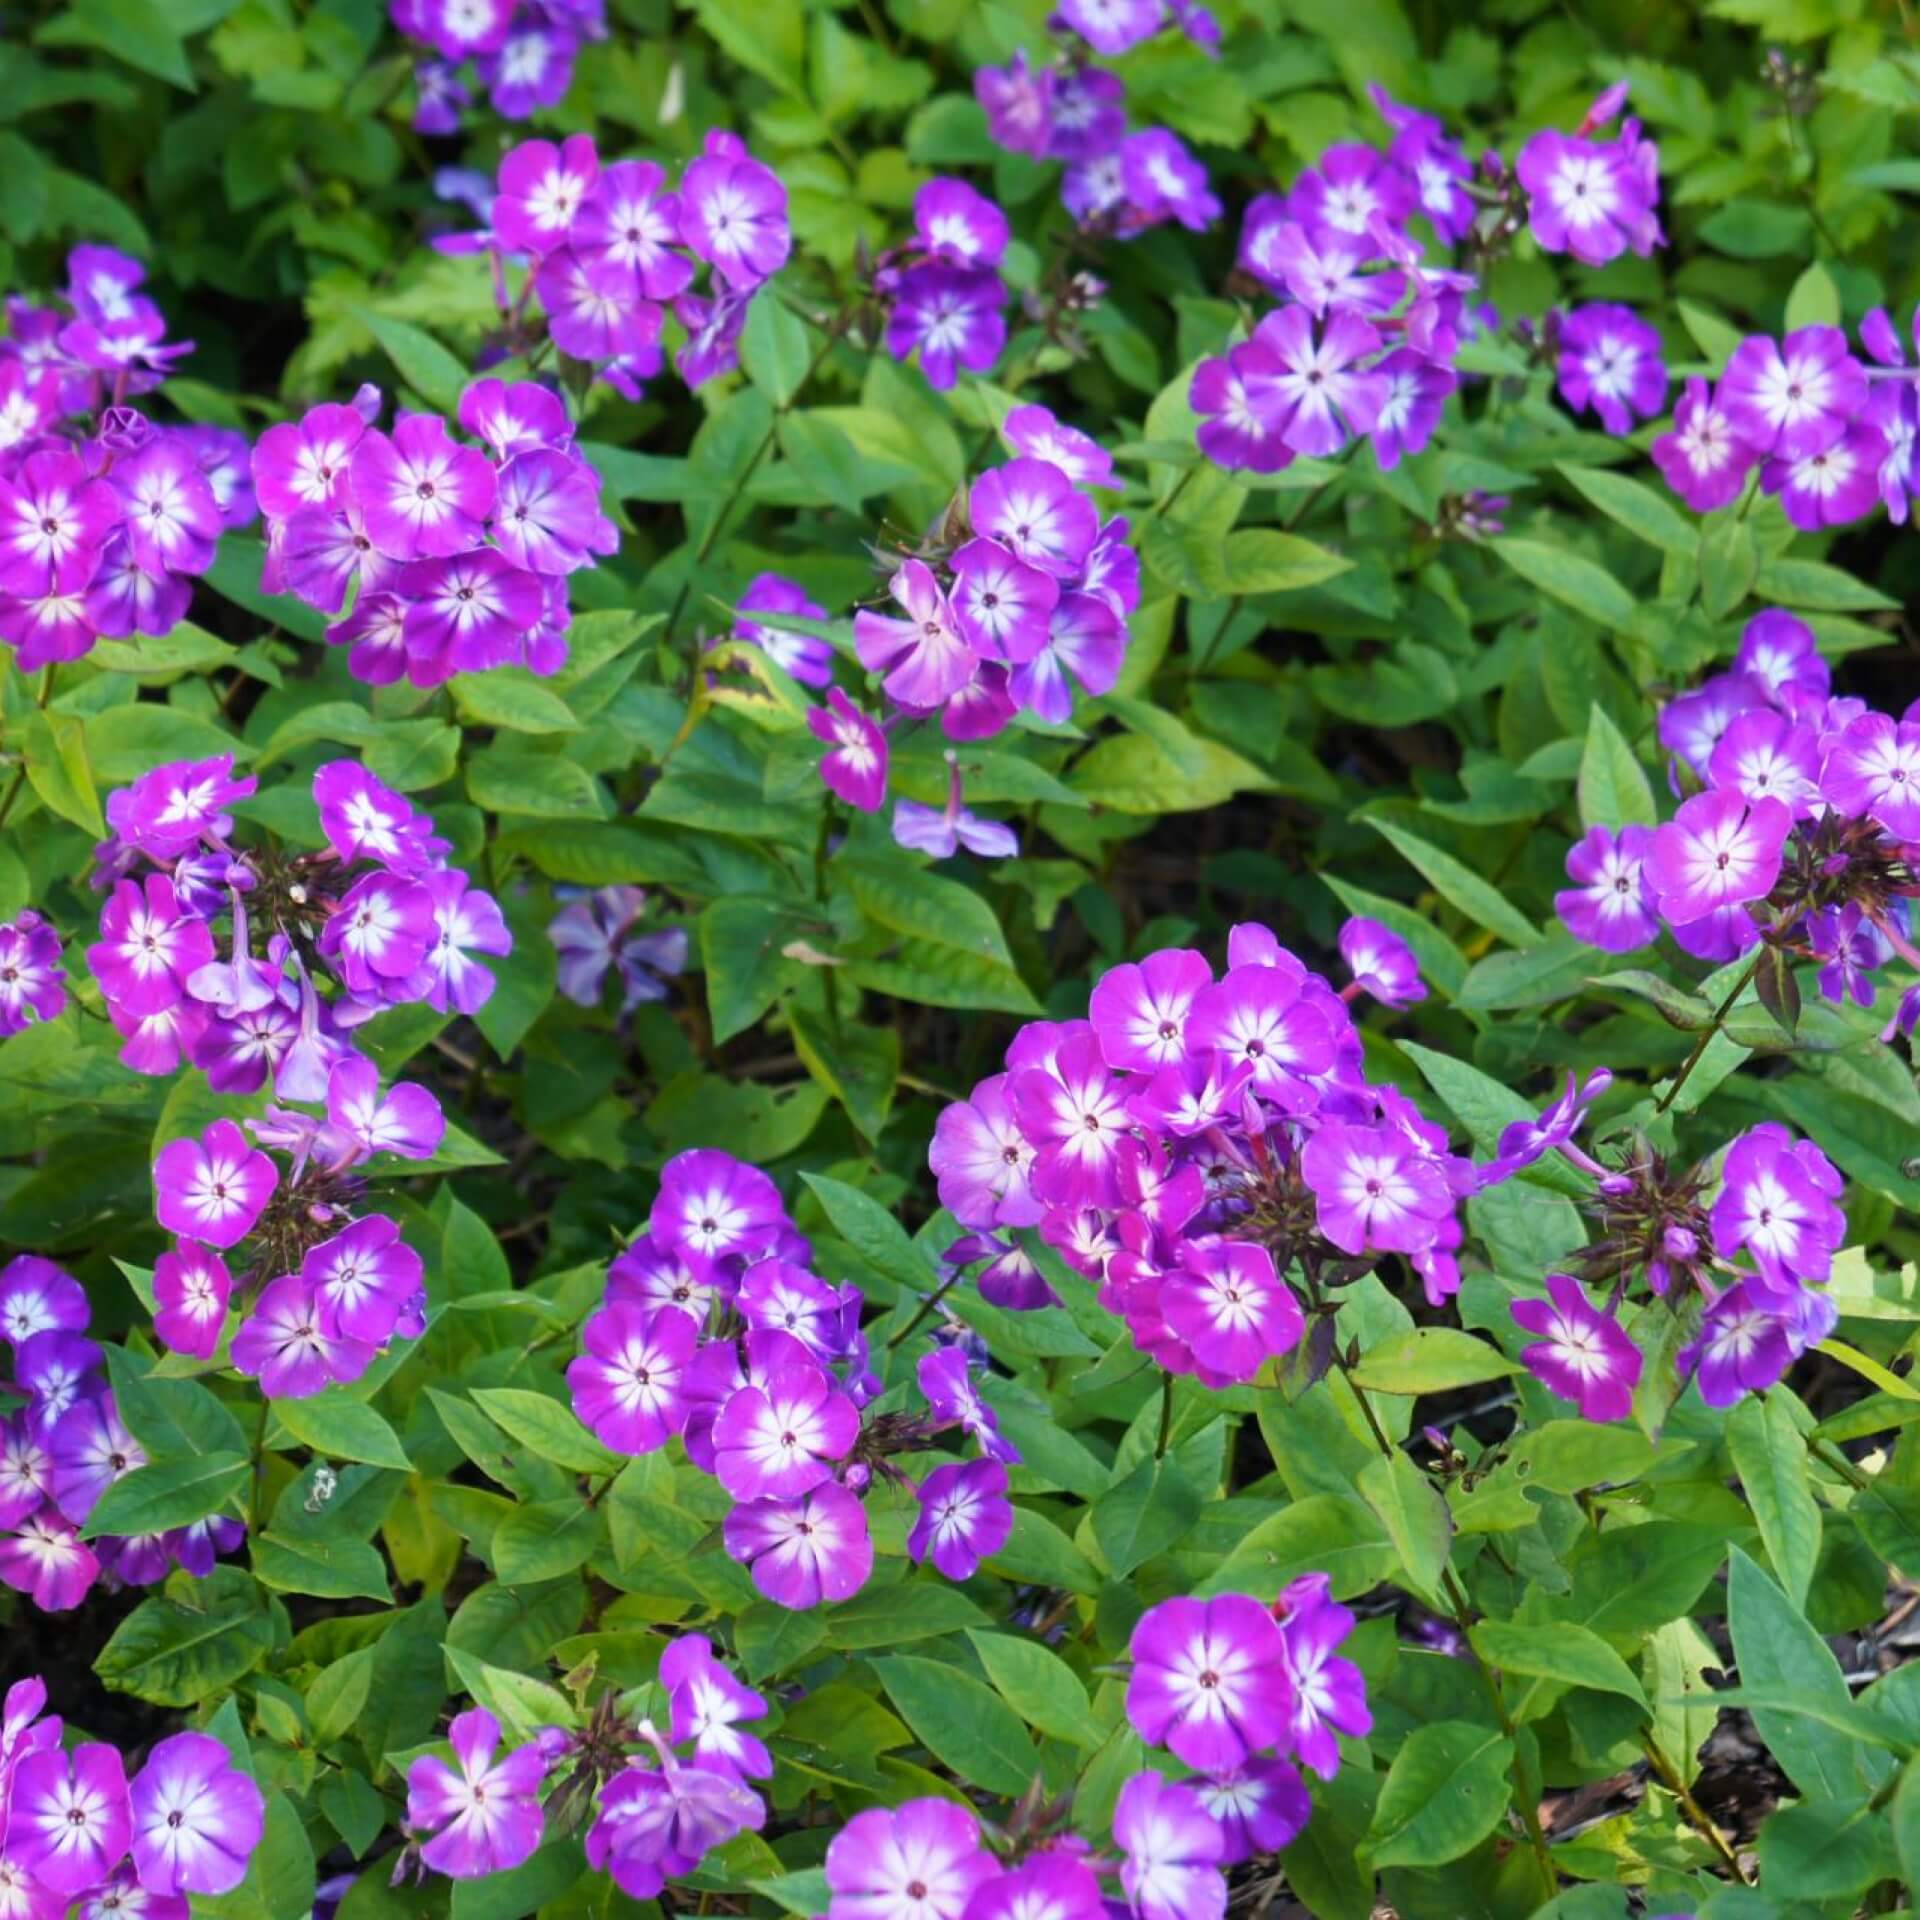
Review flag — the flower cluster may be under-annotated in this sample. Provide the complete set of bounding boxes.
[406,1637,767,1894]
[975,13,1222,238]
[0,1257,247,1613]
[392,0,603,129]
[0,1678,266,1907]
[548,884,689,1014]
[440,129,788,396]
[0,246,254,669]
[566,1148,1020,1609]
[252,377,614,685]
[88,756,509,1089]
[0,911,66,1036]
[875,178,1013,392]
[787,413,1135,856]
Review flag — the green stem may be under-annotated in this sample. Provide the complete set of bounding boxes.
[887,1270,963,1350]
[248,1396,272,1535]
[1154,1369,1174,1460]
[0,665,59,834]
[1640,1732,1751,1882]
[1652,956,1761,1116]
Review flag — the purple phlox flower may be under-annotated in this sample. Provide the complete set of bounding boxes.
[930,1074,1043,1230]
[1119,130,1221,233]
[1126,1593,1291,1771]
[964,1855,1104,1920]
[398,547,546,681]
[1512,1273,1641,1422]
[0,1415,50,1526]
[1112,1773,1226,1920]
[651,1148,784,1267]
[660,1634,771,1779]
[1191,343,1295,475]
[808,689,888,814]
[1735,609,1829,706]
[1483,1067,1613,1188]
[152,1241,233,1360]
[49,1394,146,1524]
[0,1257,87,1348]
[949,537,1057,666]
[1187,961,1335,1110]
[855,557,975,707]
[1009,589,1124,727]
[1826,710,1920,839]
[1194,1757,1311,1865]
[1557,304,1667,435]
[917,1347,1019,1463]
[1125,1049,1255,1140]
[680,133,790,290]
[1651,376,1759,514]
[273,499,393,616]
[88,874,216,1016]
[1274,1571,1372,1778]
[493,134,600,256]
[0,359,59,457]
[1338,916,1425,1007]
[885,264,1006,391]
[893,755,1018,862]
[1658,671,1768,779]
[1556,824,1659,953]
[1089,948,1213,1072]
[824,1798,997,1920]
[113,440,220,577]
[1044,65,1127,162]
[574,160,692,300]
[712,1360,858,1500]
[1678,1280,1797,1407]
[413,0,512,60]
[304,1215,424,1345]
[1301,1121,1453,1254]
[407,869,511,1017]
[17,1329,102,1436]
[350,414,496,563]
[1708,708,1822,818]
[1013,1033,1138,1210]
[1763,418,1885,530]
[1720,326,1867,463]
[230,1274,374,1400]
[1002,406,1113,490]
[969,457,1098,581]
[1243,305,1388,458]
[0,1510,98,1610]
[568,1298,699,1454]
[1810,902,1889,1007]
[407,1709,547,1879]
[9,1745,131,1895]
[914,178,1009,269]
[411,57,468,133]
[1287,144,1414,246]
[723,1480,872,1609]
[1644,790,1791,925]
[585,1751,764,1898]
[607,1232,719,1326]
[907,1457,1013,1580]
[152,1119,276,1249]
[1369,88,1474,241]
[1513,129,1655,267]
[735,572,833,686]
[484,22,581,121]
[1863,377,1920,521]
[457,378,572,461]
[491,448,604,575]
[114,754,256,861]
[127,1733,264,1898]
[1162,1240,1303,1384]
[975,54,1055,159]
[536,247,662,363]
[1712,1123,1846,1287]
[1058,0,1163,54]
[548,884,688,1012]
[673,286,751,388]
[318,870,437,993]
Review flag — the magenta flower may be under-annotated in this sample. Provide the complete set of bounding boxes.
[1658,673,1766,779]
[350,415,496,562]
[1120,130,1222,232]
[1112,1773,1226,1920]
[1708,709,1821,817]
[1013,1033,1134,1209]
[407,1709,547,1879]
[399,548,545,680]
[1275,1572,1372,1778]
[0,450,119,596]
[723,1481,872,1608]
[1763,420,1885,529]
[585,1756,764,1898]
[660,1634,772,1779]
[1712,1124,1845,1287]
[1338,917,1425,1008]
[1556,824,1659,952]
[409,870,511,1017]
[88,874,217,1016]
[1720,327,1867,465]
[230,1274,374,1400]
[1191,346,1295,475]
[575,160,692,300]
[892,773,1019,859]
[304,1216,424,1345]
[1195,1758,1310,1865]
[969,459,1098,581]
[965,1856,1104,1920]
[0,1257,87,1347]
[1678,1281,1795,1407]
[49,1396,146,1524]
[458,379,572,461]
[885,265,1007,391]
[252,403,366,520]
[651,1149,785,1266]
[17,1329,100,1436]
[1825,711,1920,840]
[1301,1122,1453,1255]
[483,22,579,119]
[713,1362,859,1500]
[1002,406,1113,489]
[1514,131,1654,266]
[949,539,1057,664]
[0,1416,52,1526]
[855,559,976,708]
[1243,306,1387,458]
[1127,1594,1291,1771]
[568,1300,698,1454]
[493,133,599,254]
[536,248,662,362]
[1368,349,1454,470]
[735,573,833,685]
[1058,0,1162,52]
[907,1458,1013,1580]
[607,1234,718,1323]
[679,135,790,290]
[491,450,603,576]
[975,53,1055,158]
[1287,143,1415,242]
[1187,962,1335,1108]
[9,1745,130,1894]
[824,1799,996,1920]
[808,690,889,813]
[1735,609,1828,704]
[1644,790,1790,926]
[153,1242,233,1359]
[0,1511,98,1610]
[1512,1274,1641,1422]
[929,1075,1042,1230]
[1652,377,1758,513]
[1162,1241,1303,1383]
[153,1120,277,1250]
[313,760,440,872]
[1089,948,1212,1072]
[128,1733,264,1897]
[1044,65,1126,161]
[319,872,435,992]
[548,886,687,1012]
[1557,304,1667,436]
[326,1058,446,1161]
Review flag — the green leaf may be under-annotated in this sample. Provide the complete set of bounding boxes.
[1752,557,1897,612]
[491,1499,605,1583]
[450,670,580,735]
[1350,1328,1522,1395]
[1699,519,1759,620]
[449,1842,587,1920]
[272,1392,414,1471]
[359,313,470,413]
[1469,1620,1649,1713]
[875,1655,1038,1796]
[1892,1755,1920,1894]
[1755,1793,1900,1902]
[253,1532,393,1602]
[788,1005,898,1143]
[839,856,1039,1014]
[1368,819,1542,949]
[1783,262,1843,331]
[22,710,105,837]
[201,1789,315,1920]
[468,747,608,820]
[701,897,807,1043]
[739,294,817,407]
[471,1389,623,1476]
[1196,1493,1397,1601]
[987,1507,1105,1595]
[1356,1450,1451,1604]
[82,1452,248,1538]
[1557,465,1695,556]
[1399,1042,1585,1195]
[1727,1545,1892,1799]
[1492,537,1634,629]
[800,1172,937,1297]
[1364,1720,1514,1868]
[1092,1455,1203,1577]
[1215,528,1352,594]
[1726,1392,1821,1609]
[966,1631,1097,1748]
[95,1567,276,1705]
[1577,702,1657,832]
[306,1646,377,1743]
[443,1646,577,1741]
